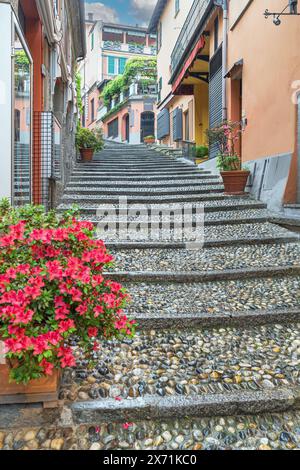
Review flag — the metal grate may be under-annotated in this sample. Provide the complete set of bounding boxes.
[33,111,62,210]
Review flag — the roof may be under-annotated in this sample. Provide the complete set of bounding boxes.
[68,0,87,60]
[148,0,168,33]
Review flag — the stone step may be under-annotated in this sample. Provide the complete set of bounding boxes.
[58,199,267,216]
[122,275,300,321]
[68,177,221,186]
[109,243,300,274]
[58,323,300,422]
[71,170,207,177]
[97,223,299,248]
[60,193,247,205]
[75,163,195,169]
[107,266,300,284]
[63,185,224,196]
[1,410,300,449]
[69,174,215,182]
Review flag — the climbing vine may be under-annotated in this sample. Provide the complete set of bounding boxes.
[75,73,83,116]
[101,57,157,107]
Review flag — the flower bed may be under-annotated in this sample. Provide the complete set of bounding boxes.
[0,201,135,387]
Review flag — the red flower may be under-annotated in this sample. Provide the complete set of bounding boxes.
[94,305,104,318]
[40,359,54,376]
[58,319,75,333]
[88,327,98,338]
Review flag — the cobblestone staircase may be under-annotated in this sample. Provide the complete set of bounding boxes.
[1,142,300,451]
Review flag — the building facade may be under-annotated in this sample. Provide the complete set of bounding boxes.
[0,0,86,208]
[78,17,157,132]
[101,79,157,144]
[149,0,300,214]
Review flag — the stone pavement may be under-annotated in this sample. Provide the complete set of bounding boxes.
[1,141,300,450]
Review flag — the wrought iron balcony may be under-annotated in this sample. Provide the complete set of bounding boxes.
[170,0,211,78]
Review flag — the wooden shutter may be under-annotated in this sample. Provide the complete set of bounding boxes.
[173,107,183,142]
[157,108,170,139]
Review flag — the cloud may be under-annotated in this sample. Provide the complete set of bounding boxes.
[85,2,120,23]
[130,0,157,25]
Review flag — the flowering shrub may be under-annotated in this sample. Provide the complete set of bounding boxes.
[206,121,242,171]
[0,202,134,384]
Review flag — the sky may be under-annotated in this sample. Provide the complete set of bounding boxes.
[85,0,157,27]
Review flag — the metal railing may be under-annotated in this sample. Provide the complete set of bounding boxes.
[170,0,210,76]
[33,112,62,210]
[182,141,196,162]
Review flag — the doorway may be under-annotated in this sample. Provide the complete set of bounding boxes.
[140,111,155,143]
[125,113,130,142]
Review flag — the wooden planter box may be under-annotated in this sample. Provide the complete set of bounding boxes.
[0,342,60,408]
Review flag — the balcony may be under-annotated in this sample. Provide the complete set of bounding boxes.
[102,41,157,56]
[170,0,211,78]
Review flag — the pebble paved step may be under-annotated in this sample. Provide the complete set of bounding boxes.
[95,223,299,247]
[4,141,295,447]
[1,411,300,449]
[55,323,300,422]
[80,208,271,227]
[122,276,300,319]
[109,243,300,273]
[63,185,224,197]
[67,178,221,187]
[59,197,265,211]
[69,175,215,183]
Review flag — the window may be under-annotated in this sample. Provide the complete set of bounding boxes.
[91,32,94,50]
[214,16,219,52]
[91,99,95,122]
[175,0,180,16]
[118,57,127,74]
[108,56,115,75]
[108,118,119,138]
[158,77,162,102]
[184,110,189,141]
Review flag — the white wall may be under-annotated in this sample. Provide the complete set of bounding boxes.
[0,3,12,201]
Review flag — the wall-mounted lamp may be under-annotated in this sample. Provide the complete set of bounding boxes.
[264,1,299,26]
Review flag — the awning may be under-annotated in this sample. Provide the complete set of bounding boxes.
[172,35,206,94]
[225,59,243,79]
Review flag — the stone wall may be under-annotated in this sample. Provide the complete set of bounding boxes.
[200,153,292,215]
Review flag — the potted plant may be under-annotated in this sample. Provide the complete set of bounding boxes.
[0,201,135,407]
[207,121,250,194]
[75,127,103,162]
[144,135,155,145]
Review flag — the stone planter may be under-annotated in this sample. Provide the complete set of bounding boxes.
[80,148,94,162]
[0,341,60,408]
[220,170,250,195]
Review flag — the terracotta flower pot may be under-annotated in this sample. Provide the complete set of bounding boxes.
[0,341,60,407]
[220,170,250,195]
[144,138,155,145]
[80,148,94,162]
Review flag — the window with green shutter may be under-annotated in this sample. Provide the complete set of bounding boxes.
[91,32,94,50]
[108,56,115,75]
[118,58,127,75]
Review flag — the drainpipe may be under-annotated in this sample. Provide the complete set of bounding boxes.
[221,0,228,121]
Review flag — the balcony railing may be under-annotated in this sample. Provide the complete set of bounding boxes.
[101,82,157,120]
[170,0,210,77]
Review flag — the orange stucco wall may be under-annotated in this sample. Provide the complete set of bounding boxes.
[227,0,300,163]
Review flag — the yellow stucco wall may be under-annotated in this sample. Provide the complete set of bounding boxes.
[194,82,209,146]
